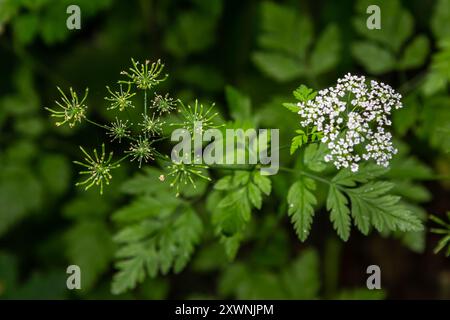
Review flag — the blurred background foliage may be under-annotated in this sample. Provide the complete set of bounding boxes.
[0,0,449,299]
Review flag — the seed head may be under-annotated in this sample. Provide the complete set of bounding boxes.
[120,58,168,90]
[46,87,88,127]
[73,143,120,194]
[105,84,135,112]
[126,136,155,168]
[106,118,131,142]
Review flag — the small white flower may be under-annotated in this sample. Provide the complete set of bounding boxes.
[297,74,402,171]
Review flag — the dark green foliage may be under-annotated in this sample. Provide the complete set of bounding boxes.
[0,0,449,300]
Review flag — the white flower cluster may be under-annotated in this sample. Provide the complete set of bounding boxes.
[298,73,402,172]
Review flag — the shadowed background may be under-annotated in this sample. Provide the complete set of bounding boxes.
[0,0,449,299]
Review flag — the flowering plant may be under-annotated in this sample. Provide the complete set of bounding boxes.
[45,60,425,294]
[46,59,218,195]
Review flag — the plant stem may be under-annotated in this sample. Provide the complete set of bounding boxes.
[278,166,333,186]
[112,154,131,166]
[86,118,109,130]
[144,89,147,117]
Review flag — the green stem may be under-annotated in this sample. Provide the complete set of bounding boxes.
[278,166,334,186]
[112,154,131,166]
[86,118,109,130]
[144,89,148,117]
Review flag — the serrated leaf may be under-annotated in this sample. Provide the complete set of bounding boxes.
[327,185,351,241]
[282,102,300,113]
[112,204,203,294]
[253,171,272,196]
[287,178,317,241]
[290,135,304,155]
[303,143,328,172]
[346,182,423,233]
[293,85,317,102]
[113,196,180,223]
[332,163,388,187]
[352,41,396,74]
[247,182,262,209]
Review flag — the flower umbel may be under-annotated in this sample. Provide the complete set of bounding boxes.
[175,100,222,135]
[73,143,120,194]
[106,118,131,142]
[167,161,211,195]
[140,113,163,136]
[105,84,136,111]
[126,136,155,167]
[297,74,402,172]
[46,87,88,127]
[120,58,168,90]
[152,93,176,114]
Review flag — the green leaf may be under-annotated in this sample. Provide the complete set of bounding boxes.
[221,233,244,260]
[346,182,423,233]
[225,86,251,122]
[353,0,413,53]
[219,264,285,299]
[164,9,219,58]
[388,156,433,181]
[351,41,395,74]
[213,208,243,237]
[257,1,313,57]
[112,205,203,294]
[12,13,39,46]
[214,176,233,191]
[393,94,419,136]
[290,134,304,155]
[310,24,341,75]
[431,0,450,41]
[253,171,272,196]
[293,85,317,102]
[65,220,114,292]
[287,178,317,241]
[282,102,300,113]
[219,249,321,299]
[120,167,170,195]
[281,249,320,299]
[212,171,271,258]
[247,183,262,209]
[430,212,450,257]
[327,185,351,241]
[252,1,313,81]
[422,40,450,96]
[113,195,181,224]
[303,143,328,172]
[398,204,426,253]
[397,35,430,70]
[252,52,304,82]
[332,163,388,187]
